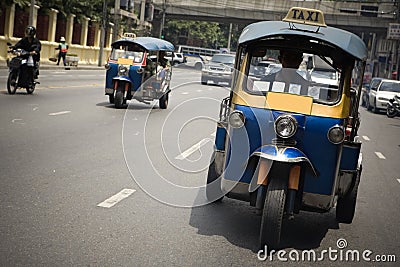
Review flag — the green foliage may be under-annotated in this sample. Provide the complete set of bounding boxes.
[164,19,245,51]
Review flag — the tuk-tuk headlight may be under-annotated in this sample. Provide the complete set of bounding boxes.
[274,115,297,138]
[118,65,128,76]
[228,111,245,128]
[328,125,345,144]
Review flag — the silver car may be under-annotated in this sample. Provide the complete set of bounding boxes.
[201,54,235,86]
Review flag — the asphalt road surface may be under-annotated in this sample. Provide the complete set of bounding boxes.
[0,67,399,266]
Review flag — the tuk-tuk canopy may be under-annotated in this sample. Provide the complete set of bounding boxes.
[111,37,174,52]
[238,21,367,61]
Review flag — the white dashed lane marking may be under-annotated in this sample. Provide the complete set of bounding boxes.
[97,189,136,208]
[175,138,211,160]
[362,136,370,141]
[397,179,400,184]
[374,152,386,159]
[49,111,71,116]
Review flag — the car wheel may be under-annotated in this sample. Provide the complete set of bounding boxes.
[194,62,203,70]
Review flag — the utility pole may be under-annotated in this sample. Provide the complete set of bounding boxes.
[98,0,107,66]
[29,0,35,26]
[112,0,120,42]
[159,0,166,38]
[227,23,232,52]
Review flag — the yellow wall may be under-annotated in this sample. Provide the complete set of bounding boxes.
[0,36,111,65]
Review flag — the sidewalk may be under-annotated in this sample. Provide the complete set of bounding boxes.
[0,60,104,70]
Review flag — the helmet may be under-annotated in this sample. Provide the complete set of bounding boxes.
[25,26,36,38]
[60,36,66,42]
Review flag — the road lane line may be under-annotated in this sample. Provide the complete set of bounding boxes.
[49,111,71,116]
[175,138,211,160]
[97,189,136,208]
[375,152,386,159]
[362,136,370,141]
[11,119,24,124]
[397,179,400,184]
[181,92,189,95]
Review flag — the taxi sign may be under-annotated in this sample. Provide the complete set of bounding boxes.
[123,32,136,39]
[283,7,327,27]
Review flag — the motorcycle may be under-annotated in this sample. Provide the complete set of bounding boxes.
[386,95,400,118]
[7,42,39,94]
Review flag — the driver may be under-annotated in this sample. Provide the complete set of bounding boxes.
[262,49,310,95]
[14,26,42,79]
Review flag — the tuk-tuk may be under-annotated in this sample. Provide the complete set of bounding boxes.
[206,7,367,249]
[105,34,174,108]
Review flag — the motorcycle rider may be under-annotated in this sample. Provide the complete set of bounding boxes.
[13,26,41,83]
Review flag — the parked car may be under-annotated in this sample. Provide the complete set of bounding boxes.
[201,53,235,85]
[367,78,400,113]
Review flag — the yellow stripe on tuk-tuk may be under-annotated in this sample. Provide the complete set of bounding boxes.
[117,58,134,65]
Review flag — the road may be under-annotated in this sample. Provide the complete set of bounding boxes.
[0,67,399,266]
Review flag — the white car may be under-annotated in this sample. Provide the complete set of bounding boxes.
[368,78,400,113]
[164,52,185,65]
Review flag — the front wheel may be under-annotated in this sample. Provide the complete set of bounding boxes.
[7,72,18,94]
[259,177,287,250]
[386,106,397,118]
[159,92,169,109]
[114,91,124,109]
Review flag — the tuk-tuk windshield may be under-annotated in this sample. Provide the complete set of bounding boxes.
[244,47,342,104]
[110,45,144,63]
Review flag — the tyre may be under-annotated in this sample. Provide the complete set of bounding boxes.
[195,62,203,70]
[114,91,124,109]
[7,72,18,94]
[159,92,169,109]
[387,105,397,118]
[26,84,35,94]
[201,77,207,85]
[259,176,287,250]
[109,94,115,104]
[205,160,224,203]
[336,169,361,224]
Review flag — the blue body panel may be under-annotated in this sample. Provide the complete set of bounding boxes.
[215,126,227,150]
[106,63,143,92]
[340,144,360,171]
[223,105,344,195]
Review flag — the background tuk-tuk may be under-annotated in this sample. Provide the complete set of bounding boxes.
[105,35,174,109]
[206,7,367,249]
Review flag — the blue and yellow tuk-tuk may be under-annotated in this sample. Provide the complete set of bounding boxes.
[206,7,367,249]
[105,34,174,108]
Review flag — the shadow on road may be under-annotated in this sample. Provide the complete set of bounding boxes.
[189,197,339,252]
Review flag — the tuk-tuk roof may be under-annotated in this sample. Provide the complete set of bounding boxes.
[238,21,367,61]
[111,37,174,52]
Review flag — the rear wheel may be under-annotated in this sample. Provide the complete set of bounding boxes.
[195,62,203,70]
[7,72,18,94]
[109,94,115,104]
[205,160,224,203]
[259,176,287,250]
[159,92,169,109]
[336,169,361,224]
